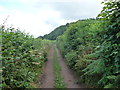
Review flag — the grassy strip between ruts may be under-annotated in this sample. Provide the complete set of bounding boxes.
[53,47,66,88]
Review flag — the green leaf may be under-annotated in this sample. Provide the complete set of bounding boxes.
[104,84,113,88]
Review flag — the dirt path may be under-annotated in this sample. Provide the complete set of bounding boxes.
[40,45,84,88]
[56,47,81,88]
[40,46,54,88]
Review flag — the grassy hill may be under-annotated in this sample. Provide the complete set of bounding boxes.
[38,24,68,40]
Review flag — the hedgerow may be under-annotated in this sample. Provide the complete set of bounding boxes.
[56,0,120,88]
[1,27,51,88]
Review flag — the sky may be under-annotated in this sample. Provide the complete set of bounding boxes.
[0,0,103,37]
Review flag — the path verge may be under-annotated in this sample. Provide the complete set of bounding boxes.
[53,47,66,88]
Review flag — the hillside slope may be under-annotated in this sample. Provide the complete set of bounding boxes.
[38,24,68,40]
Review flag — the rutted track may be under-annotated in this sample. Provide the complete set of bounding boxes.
[40,45,84,88]
[40,46,54,88]
[56,47,81,88]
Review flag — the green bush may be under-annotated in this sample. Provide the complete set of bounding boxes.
[65,51,78,69]
[56,0,120,88]
[1,27,50,88]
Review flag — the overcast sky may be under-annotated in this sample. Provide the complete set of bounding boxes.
[0,0,103,37]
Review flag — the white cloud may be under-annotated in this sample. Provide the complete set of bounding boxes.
[18,0,102,3]
[0,0,103,37]
[0,5,70,37]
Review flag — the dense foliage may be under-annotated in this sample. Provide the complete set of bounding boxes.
[38,25,67,40]
[1,27,51,88]
[57,0,120,88]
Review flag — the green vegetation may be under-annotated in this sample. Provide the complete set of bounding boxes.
[53,47,66,88]
[1,27,51,88]
[38,25,67,40]
[1,0,119,88]
[56,0,120,88]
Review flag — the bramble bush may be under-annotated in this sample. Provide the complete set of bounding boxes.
[1,27,51,88]
[57,0,120,88]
